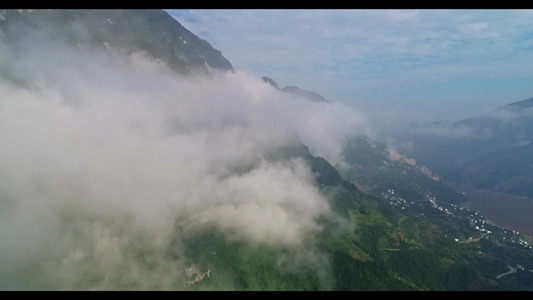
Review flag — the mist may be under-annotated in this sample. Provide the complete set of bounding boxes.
[406,122,494,140]
[0,23,370,290]
[401,104,533,143]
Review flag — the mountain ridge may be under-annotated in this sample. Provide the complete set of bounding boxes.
[0,9,233,76]
[501,96,533,112]
[262,76,331,103]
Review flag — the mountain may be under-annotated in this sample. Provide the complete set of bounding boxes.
[281,86,330,103]
[0,9,233,76]
[396,96,533,198]
[262,76,331,103]
[1,9,533,291]
[502,96,533,112]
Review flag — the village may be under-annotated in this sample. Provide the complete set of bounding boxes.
[382,188,533,278]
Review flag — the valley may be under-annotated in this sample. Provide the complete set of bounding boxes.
[1,9,533,291]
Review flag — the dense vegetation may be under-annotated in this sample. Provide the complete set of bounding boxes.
[166,139,533,290]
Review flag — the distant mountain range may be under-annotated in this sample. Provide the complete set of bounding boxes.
[396,96,533,198]
[502,96,533,112]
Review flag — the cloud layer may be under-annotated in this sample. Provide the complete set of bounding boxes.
[0,22,368,290]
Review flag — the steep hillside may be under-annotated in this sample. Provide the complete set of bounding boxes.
[168,140,533,291]
[0,9,233,76]
[341,136,466,206]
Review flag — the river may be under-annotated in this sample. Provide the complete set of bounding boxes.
[446,182,533,239]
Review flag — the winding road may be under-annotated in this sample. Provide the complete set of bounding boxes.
[496,265,516,279]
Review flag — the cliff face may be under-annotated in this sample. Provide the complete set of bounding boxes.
[387,147,416,166]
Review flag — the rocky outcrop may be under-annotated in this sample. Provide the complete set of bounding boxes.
[184,267,211,287]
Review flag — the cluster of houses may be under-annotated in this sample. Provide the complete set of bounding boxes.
[382,189,533,252]
[382,189,412,210]
[381,187,533,279]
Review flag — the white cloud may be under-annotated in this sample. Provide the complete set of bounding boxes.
[459,22,489,34]
[0,22,367,290]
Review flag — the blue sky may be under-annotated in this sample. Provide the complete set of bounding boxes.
[166,9,533,125]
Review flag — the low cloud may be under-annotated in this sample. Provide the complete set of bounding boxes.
[405,104,533,141]
[407,123,493,139]
[0,22,368,290]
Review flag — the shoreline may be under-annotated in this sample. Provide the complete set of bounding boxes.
[445,182,533,240]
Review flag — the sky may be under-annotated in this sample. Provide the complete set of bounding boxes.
[166,9,533,126]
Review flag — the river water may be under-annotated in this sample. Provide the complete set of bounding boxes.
[446,182,533,239]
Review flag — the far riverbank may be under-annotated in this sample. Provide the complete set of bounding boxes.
[446,182,533,239]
